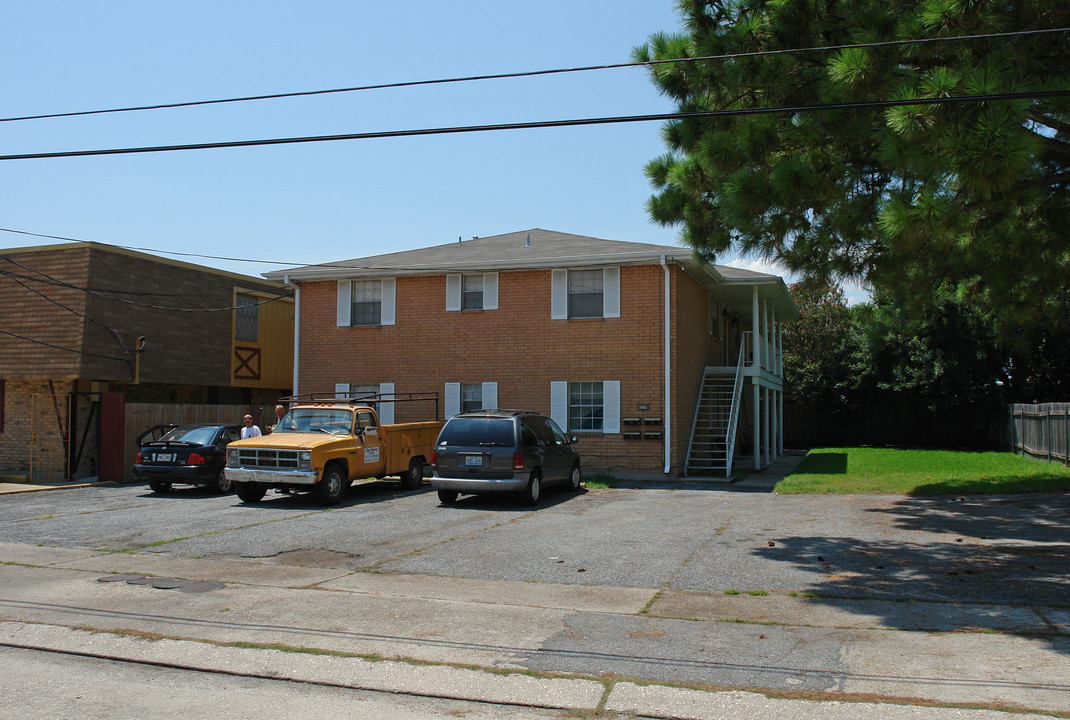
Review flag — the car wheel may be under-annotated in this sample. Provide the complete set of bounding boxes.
[569,463,582,491]
[317,463,348,505]
[521,470,541,506]
[235,482,266,504]
[400,457,423,490]
[213,468,233,494]
[148,481,171,493]
[437,489,458,504]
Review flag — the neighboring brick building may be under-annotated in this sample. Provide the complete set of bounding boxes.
[269,229,797,477]
[0,242,294,481]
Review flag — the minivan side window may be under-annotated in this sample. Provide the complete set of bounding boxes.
[520,423,540,449]
[546,418,569,445]
[527,416,557,446]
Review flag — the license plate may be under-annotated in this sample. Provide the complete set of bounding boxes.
[464,455,483,466]
[154,453,174,462]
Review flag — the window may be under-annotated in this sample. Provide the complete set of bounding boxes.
[235,293,259,341]
[568,381,604,432]
[568,269,603,319]
[351,280,382,326]
[461,383,482,412]
[462,274,483,310]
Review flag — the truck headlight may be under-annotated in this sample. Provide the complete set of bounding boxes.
[299,450,312,469]
[227,448,240,468]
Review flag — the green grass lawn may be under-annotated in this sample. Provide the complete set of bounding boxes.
[774,447,1070,495]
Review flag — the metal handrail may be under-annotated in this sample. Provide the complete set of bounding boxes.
[725,332,750,477]
[684,367,708,472]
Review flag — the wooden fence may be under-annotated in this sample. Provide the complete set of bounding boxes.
[123,403,254,481]
[1009,403,1070,466]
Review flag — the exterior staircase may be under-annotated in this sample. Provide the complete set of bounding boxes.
[685,370,737,477]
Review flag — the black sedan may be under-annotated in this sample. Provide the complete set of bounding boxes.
[134,424,242,494]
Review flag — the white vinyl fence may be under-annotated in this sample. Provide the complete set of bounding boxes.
[1009,403,1070,466]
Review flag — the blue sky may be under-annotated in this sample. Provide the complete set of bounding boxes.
[1,1,864,300]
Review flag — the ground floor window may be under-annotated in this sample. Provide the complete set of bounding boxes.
[568,381,604,432]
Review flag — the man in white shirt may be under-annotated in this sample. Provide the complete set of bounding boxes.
[241,414,262,439]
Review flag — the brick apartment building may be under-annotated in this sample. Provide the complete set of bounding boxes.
[268,229,797,477]
[0,242,294,481]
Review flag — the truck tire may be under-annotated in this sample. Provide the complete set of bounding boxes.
[235,482,266,504]
[317,463,348,505]
[400,457,424,489]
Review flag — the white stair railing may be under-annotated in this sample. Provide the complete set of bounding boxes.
[724,332,751,477]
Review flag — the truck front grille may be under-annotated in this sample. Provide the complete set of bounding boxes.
[236,449,300,470]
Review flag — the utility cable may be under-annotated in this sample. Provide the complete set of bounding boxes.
[0,328,128,362]
[0,27,1065,124]
[0,89,1065,162]
[0,256,292,312]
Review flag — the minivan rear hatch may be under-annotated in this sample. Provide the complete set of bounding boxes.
[435,417,516,478]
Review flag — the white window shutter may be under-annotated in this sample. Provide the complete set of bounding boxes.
[550,381,568,430]
[336,280,351,326]
[446,274,461,311]
[335,382,350,399]
[444,382,460,418]
[603,380,620,434]
[381,278,396,325]
[551,269,567,320]
[481,381,497,410]
[483,272,498,310]
[604,266,620,318]
[378,382,395,424]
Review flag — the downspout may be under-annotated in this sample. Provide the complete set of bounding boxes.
[661,255,671,475]
[286,275,300,396]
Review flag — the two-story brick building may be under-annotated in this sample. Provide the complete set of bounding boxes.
[269,229,797,477]
[0,242,294,482]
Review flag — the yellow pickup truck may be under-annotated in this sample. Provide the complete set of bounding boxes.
[225,393,441,504]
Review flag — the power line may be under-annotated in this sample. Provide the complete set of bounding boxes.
[0,328,128,363]
[1,27,1065,124]
[1,89,1066,163]
[0,256,292,312]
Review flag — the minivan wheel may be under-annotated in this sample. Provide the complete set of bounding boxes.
[437,489,458,504]
[149,481,171,493]
[521,470,541,506]
[569,463,581,491]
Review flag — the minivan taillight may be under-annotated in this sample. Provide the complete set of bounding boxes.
[512,452,525,470]
[135,452,142,464]
[431,450,438,469]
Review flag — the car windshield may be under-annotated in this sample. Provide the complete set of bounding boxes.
[274,408,353,435]
[159,426,219,445]
[437,417,514,446]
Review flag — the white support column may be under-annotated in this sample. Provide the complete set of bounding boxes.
[761,300,769,370]
[752,287,762,471]
[753,382,761,470]
[778,390,784,455]
[771,389,779,462]
[763,386,771,466]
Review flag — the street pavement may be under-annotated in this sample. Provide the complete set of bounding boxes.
[1,453,1068,718]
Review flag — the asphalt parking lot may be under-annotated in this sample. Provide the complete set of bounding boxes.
[1,469,1069,714]
[2,474,1067,610]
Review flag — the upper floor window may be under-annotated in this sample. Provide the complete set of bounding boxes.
[351,280,382,326]
[551,267,620,320]
[462,274,483,310]
[446,273,498,312]
[235,293,259,341]
[568,270,603,319]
